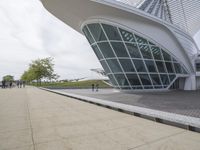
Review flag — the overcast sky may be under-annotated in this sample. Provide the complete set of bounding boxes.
[0,0,200,80]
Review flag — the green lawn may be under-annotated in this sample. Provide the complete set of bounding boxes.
[30,80,111,89]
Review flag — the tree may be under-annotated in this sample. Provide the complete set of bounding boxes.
[3,75,14,82]
[21,57,59,84]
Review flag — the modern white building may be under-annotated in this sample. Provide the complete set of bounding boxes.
[41,0,200,91]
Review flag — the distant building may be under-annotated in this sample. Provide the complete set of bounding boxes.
[41,0,200,91]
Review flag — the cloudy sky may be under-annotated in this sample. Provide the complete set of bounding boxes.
[0,0,200,80]
[0,0,101,80]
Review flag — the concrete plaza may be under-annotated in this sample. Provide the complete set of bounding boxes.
[0,87,200,150]
[59,89,200,118]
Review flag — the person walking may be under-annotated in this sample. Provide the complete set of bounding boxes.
[92,83,94,92]
[9,81,12,88]
[2,80,5,89]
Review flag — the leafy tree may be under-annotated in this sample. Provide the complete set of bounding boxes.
[3,75,14,82]
[21,57,59,84]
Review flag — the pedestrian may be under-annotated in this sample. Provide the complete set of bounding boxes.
[9,81,12,88]
[92,83,94,92]
[16,80,20,88]
[2,80,5,89]
[96,83,99,92]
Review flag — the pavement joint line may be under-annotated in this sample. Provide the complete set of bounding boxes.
[26,91,36,150]
[127,130,186,150]
[39,87,200,133]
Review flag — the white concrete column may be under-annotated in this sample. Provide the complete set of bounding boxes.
[184,74,196,90]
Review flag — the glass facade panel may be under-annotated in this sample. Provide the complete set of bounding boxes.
[156,61,166,73]
[165,62,174,73]
[110,42,129,57]
[119,28,136,42]
[133,59,147,72]
[126,43,141,58]
[162,50,172,61]
[140,74,152,85]
[174,63,182,73]
[119,59,135,72]
[169,74,176,82]
[139,44,152,59]
[102,24,121,41]
[135,34,148,44]
[126,74,141,85]
[145,60,157,72]
[150,74,161,85]
[87,24,107,42]
[91,44,103,60]
[160,74,170,85]
[97,42,115,58]
[107,59,122,73]
[82,26,94,44]
[108,74,118,86]
[100,60,110,74]
[151,46,162,60]
[114,74,129,86]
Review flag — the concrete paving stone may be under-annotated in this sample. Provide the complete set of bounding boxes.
[0,129,33,150]
[62,133,125,150]
[133,131,200,150]
[0,116,30,133]
[9,145,34,150]
[35,140,72,150]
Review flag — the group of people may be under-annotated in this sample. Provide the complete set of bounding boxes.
[91,83,99,92]
[1,80,26,89]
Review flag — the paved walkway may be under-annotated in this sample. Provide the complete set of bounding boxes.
[0,87,200,150]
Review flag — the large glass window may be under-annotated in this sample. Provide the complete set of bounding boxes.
[97,42,115,58]
[100,60,110,73]
[91,44,103,60]
[174,63,182,73]
[169,74,176,82]
[102,24,121,41]
[84,23,188,90]
[135,34,148,44]
[87,24,107,42]
[139,44,152,59]
[114,74,129,86]
[82,26,95,44]
[162,50,171,61]
[145,60,157,73]
[125,43,141,58]
[156,61,166,73]
[108,74,118,86]
[133,59,147,72]
[151,46,162,60]
[126,74,141,85]
[160,74,170,85]
[196,63,200,72]
[110,42,129,57]
[119,59,135,72]
[165,62,174,73]
[150,74,161,85]
[139,74,152,85]
[107,59,122,73]
[119,28,136,42]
